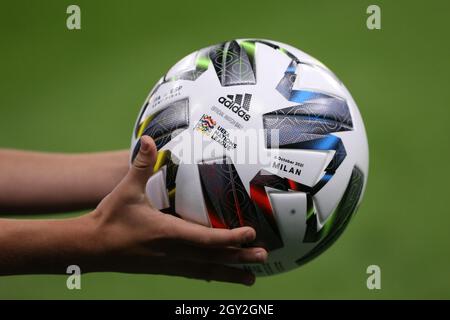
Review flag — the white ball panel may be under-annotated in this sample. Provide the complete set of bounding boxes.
[175,163,211,227]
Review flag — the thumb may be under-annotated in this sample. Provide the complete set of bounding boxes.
[127,135,157,190]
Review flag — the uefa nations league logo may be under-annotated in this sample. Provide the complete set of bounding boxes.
[194,114,217,136]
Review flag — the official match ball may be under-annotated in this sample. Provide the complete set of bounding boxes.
[130,39,369,276]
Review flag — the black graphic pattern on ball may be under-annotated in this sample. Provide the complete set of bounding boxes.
[198,158,283,251]
[132,98,189,161]
[296,166,364,266]
[209,40,256,86]
[264,97,352,148]
[258,46,356,248]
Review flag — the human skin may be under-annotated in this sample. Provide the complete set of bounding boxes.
[0,149,130,214]
[0,136,267,285]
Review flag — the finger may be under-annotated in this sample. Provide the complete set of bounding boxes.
[162,261,256,286]
[165,215,256,247]
[127,135,157,191]
[170,244,268,264]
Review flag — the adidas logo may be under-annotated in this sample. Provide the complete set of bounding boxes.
[218,94,252,121]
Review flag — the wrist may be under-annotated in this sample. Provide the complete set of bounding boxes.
[0,213,106,275]
[73,211,109,273]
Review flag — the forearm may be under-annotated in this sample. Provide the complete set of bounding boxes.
[0,149,129,214]
[0,137,262,285]
[0,214,101,275]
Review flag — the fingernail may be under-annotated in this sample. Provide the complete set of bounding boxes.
[244,230,255,243]
[254,250,267,262]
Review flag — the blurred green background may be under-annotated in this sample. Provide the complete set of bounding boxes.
[1,0,449,299]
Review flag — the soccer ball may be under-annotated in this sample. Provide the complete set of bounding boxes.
[130,39,369,276]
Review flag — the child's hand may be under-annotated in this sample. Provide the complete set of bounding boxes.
[90,136,267,285]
